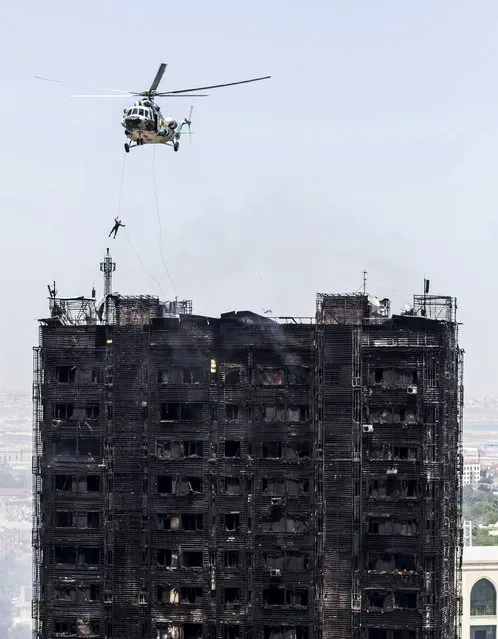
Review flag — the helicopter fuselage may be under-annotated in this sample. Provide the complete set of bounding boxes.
[121,99,179,146]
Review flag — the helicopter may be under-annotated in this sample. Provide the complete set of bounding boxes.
[34,63,271,153]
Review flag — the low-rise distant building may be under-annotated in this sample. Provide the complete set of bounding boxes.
[463,546,498,639]
[0,517,31,558]
[12,585,32,627]
[464,459,482,486]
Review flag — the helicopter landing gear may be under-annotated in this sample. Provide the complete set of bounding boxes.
[124,143,130,153]
[173,142,179,152]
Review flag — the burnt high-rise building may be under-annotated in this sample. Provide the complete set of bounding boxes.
[32,255,463,639]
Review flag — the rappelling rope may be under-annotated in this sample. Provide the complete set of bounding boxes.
[117,151,167,300]
[124,229,167,300]
[116,151,126,217]
[152,144,177,295]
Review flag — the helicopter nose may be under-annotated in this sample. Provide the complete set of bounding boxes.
[125,116,140,129]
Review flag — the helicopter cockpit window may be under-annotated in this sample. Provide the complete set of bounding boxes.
[139,108,144,116]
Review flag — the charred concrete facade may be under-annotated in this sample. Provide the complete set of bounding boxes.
[33,290,463,639]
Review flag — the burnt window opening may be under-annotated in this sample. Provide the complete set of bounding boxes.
[370,406,418,425]
[287,366,310,385]
[394,591,418,609]
[157,514,180,531]
[183,551,203,568]
[225,627,240,639]
[79,584,100,602]
[55,511,73,527]
[224,513,240,532]
[262,514,309,534]
[368,478,418,499]
[225,441,241,458]
[86,475,100,492]
[393,446,418,460]
[183,403,203,420]
[368,517,418,536]
[179,367,202,385]
[263,588,309,607]
[285,441,311,459]
[157,549,173,566]
[160,402,203,421]
[264,628,309,639]
[158,476,173,494]
[156,439,203,459]
[54,546,76,564]
[224,550,240,568]
[79,438,101,457]
[224,477,241,495]
[264,405,309,423]
[184,624,203,639]
[55,366,76,384]
[91,367,101,384]
[184,441,203,457]
[85,404,100,419]
[263,442,282,459]
[226,404,240,420]
[225,369,241,385]
[157,476,203,495]
[367,591,387,609]
[260,368,286,386]
[263,478,308,496]
[54,621,77,634]
[55,403,74,419]
[182,366,203,384]
[140,401,148,419]
[182,514,203,531]
[374,368,384,383]
[106,404,113,420]
[54,585,77,602]
[225,588,241,604]
[161,403,180,420]
[54,546,100,566]
[180,587,203,604]
[289,405,309,422]
[54,439,76,456]
[393,632,416,639]
[263,551,310,571]
[368,553,416,573]
[85,511,100,528]
[55,475,73,492]
[157,369,172,384]
[79,547,100,565]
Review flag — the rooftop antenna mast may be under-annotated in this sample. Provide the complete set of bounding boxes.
[362,270,367,295]
[422,277,430,317]
[100,248,116,324]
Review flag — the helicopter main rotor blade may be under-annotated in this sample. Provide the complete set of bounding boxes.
[71,94,208,98]
[34,75,132,94]
[157,75,271,96]
[71,94,134,98]
[150,63,167,93]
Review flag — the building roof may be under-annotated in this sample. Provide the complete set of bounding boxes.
[463,546,498,563]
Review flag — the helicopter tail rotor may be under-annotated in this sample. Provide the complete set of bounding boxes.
[184,105,193,144]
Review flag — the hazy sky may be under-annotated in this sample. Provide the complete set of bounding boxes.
[1,0,497,396]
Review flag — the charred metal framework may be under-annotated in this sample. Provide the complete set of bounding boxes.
[33,291,462,639]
